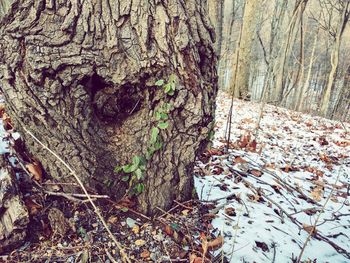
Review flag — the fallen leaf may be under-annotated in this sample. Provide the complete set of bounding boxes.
[234,156,247,164]
[200,232,208,255]
[181,209,190,216]
[225,207,236,216]
[24,197,42,215]
[164,224,173,236]
[107,215,118,224]
[255,241,269,252]
[303,224,316,235]
[0,103,5,118]
[135,239,146,246]
[26,161,43,182]
[132,225,140,234]
[335,140,350,147]
[251,169,262,177]
[310,185,324,202]
[207,236,224,250]
[140,250,150,258]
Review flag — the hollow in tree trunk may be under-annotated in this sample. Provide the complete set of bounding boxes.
[0,0,218,215]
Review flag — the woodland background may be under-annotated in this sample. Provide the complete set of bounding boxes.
[208,0,350,121]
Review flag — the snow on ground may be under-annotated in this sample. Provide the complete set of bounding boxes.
[194,91,350,262]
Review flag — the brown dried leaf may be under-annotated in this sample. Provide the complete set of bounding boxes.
[107,215,118,224]
[24,197,42,215]
[140,250,150,259]
[303,224,316,235]
[26,161,43,182]
[234,156,247,164]
[207,236,224,250]
[310,186,323,202]
[164,224,173,236]
[225,207,236,216]
[251,169,262,177]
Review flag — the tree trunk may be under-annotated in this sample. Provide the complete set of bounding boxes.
[297,27,318,111]
[320,2,349,117]
[0,0,218,215]
[207,0,224,57]
[273,0,307,103]
[234,0,260,99]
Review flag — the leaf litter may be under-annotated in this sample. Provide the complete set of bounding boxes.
[194,91,350,262]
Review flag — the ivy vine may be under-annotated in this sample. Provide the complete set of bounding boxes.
[114,74,177,196]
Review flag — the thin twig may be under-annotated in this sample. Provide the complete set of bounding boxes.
[24,128,131,263]
[44,191,110,199]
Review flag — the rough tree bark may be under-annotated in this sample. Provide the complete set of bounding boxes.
[0,0,218,215]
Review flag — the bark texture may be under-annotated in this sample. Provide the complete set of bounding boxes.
[0,0,217,214]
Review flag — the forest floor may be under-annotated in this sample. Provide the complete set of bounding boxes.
[0,91,349,263]
[194,91,350,262]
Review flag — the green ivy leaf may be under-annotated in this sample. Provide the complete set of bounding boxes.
[136,183,145,194]
[135,168,143,180]
[150,127,159,144]
[155,79,165,86]
[120,207,129,212]
[160,113,168,120]
[121,175,130,182]
[122,164,133,173]
[132,155,141,167]
[158,122,169,129]
[155,111,162,121]
[164,83,172,94]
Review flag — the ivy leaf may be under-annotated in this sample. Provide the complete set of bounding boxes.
[146,147,155,160]
[122,164,133,173]
[132,155,141,167]
[121,175,130,182]
[155,111,162,121]
[150,127,159,144]
[135,168,143,180]
[155,79,164,86]
[158,122,169,129]
[160,113,168,120]
[120,207,129,212]
[136,183,145,194]
[164,83,172,94]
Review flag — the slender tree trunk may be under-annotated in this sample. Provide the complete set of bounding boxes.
[320,2,349,117]
[234,0,260,99]
[297,28,318,111]
[294,7,306,111]
[208,0,224,56]
[274,0,308,103]
[0,0,218,215]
